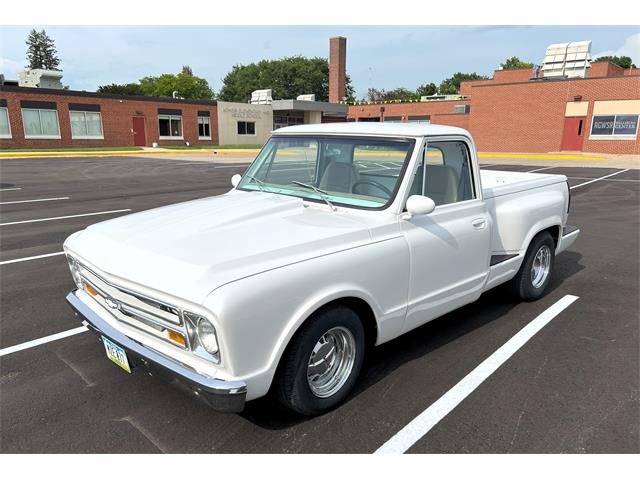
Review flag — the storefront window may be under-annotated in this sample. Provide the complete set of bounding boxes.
[590,114,638,137]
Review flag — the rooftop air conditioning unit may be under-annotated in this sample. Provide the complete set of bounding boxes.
[250,89,273,105]
[541,41,592,78]
[296,94,316,101]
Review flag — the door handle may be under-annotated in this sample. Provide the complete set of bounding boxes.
[472,218,486,230]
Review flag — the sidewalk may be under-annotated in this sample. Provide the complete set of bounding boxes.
[0,147,637,169]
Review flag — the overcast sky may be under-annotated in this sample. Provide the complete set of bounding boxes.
[0,26,638,98]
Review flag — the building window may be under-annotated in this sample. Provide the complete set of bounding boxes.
[70,111,104,139]
[0,107,11,139]
[590,114,639,138]
[384,116,402,123]
[198,116,211,139]
[237,121,256,135]
[408,115,431,124]
[21,108,61,139]
[158,115,183,139]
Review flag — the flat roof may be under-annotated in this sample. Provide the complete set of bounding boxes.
[0,85,217,106]
[273,122,470,137]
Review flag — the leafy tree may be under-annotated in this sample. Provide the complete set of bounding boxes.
[97,83,144,96]
[25,29,61,70]
[416,82,437,97]
[181,65,193,76]
[500,56,534,70]
[439,72,489,95]
[367,87,420,102]
[139,70,214,100]
[218,56,355,102]
[593,55,636,69]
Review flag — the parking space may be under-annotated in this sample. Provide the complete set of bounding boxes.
[0,155,638,453]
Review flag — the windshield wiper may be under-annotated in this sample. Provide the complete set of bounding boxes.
[246,175,267,192]
[291,181,336,211]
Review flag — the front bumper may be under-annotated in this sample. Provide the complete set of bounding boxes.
[66,290,247,413]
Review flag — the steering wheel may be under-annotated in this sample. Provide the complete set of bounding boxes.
[352,180,393,197]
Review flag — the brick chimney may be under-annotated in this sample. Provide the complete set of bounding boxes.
[329,36,347,103]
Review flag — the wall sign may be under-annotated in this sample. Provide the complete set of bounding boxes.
[591,114,639,137]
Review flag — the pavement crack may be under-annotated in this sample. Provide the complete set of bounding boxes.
[508,400,528,453]
[116,416,169,453]
[56,350,96,388]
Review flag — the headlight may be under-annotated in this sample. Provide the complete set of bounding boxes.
[184,312,219,360]
[66,256,83,289]
[197,317,219,355]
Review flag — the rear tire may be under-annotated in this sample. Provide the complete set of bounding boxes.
[274,305,365,416]
[510,231,555,301]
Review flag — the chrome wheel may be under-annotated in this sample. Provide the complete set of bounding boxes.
[306,326,356,398]
[531,245,551,288]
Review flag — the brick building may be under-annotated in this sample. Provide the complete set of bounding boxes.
[345,61,640,154]
[0,86,219,149]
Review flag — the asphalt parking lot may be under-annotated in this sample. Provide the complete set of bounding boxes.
[0,155,638,453]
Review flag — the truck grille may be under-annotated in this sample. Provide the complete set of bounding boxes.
[77,262,190,350]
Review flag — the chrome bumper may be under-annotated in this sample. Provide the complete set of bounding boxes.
[66,290,247,413]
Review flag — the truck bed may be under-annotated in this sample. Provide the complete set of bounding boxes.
[480,169,567,199]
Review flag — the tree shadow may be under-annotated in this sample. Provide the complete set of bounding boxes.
[240,250,584,429]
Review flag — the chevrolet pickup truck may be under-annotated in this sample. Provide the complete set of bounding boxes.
[65,123,579,415]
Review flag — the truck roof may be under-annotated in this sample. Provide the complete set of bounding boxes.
[272,122,471,138]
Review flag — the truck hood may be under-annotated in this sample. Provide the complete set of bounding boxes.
[65,191,373,303]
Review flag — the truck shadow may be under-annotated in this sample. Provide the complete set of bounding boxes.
[240,250,584,429]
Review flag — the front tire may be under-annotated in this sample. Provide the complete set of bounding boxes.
[510,231,555,301]
[274,305,365,416]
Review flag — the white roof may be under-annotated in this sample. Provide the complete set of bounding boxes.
[273,122,470,137]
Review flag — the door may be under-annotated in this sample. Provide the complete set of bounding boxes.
[132,117,146,146]
[401,140,491,334]
[560,116,586,151]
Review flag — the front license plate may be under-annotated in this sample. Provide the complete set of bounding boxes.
[102,336,131,373]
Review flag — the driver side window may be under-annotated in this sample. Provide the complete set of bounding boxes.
[408,140,475,206]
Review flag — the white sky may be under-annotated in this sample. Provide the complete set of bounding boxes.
[1,26,638,99]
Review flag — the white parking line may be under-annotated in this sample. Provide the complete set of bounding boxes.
[0,196,69,205]
[0,251,65,265]
[0,208,132,226]
[0,187,22,191]
[570,169,630,190]
[527,166,557,173]
[376,294,579,454]
[0,326,88,357]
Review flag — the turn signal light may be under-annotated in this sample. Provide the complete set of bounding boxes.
[85,283,98,297]
[167,331,187,347]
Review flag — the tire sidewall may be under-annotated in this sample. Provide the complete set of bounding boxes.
[518,232,555,300]
[286,306,365,415]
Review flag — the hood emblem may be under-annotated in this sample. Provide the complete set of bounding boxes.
[105,297,120,310]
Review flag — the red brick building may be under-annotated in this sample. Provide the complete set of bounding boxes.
[346,63,640,155]
[0,86,219,149]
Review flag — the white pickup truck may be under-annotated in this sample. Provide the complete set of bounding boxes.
[65,123,579,415]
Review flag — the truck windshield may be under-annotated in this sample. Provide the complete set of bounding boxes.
[237,136,414,209]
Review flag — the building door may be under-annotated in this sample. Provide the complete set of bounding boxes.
[560,116,586,151]
[132,117,146,146]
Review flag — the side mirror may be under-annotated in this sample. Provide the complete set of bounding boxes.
[231,174,242,188]
[405,195,436,217]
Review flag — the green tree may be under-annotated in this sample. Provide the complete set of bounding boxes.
[97,83,144,96]
[367,87,420,102]
[139,70,214,100]
[25,29,61,70]
[439,72,489,95]
[500,56,534,70]
[593,55,636,69]
[218,56,355,102]
[181,65,193,76]
[416,82,437,98]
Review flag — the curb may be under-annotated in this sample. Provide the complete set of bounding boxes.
[0,149,261,159]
